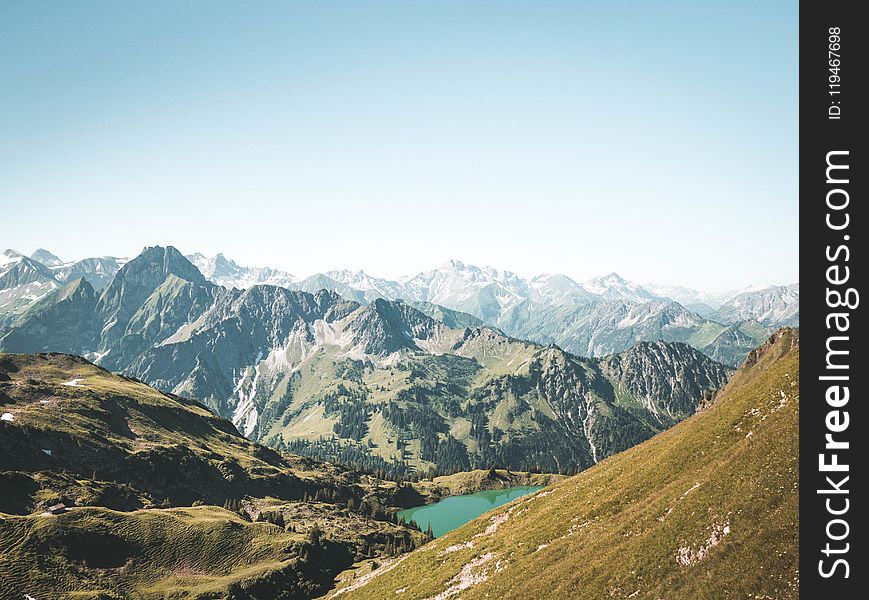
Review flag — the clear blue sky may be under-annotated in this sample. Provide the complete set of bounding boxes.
[0,0,797,291]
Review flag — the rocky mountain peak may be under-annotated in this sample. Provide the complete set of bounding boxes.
[186,251,297,290]
[716,285,799,327]
[57,276,97,300]
[600,340,732,418]
[145,246,208,285]
[1,248,23,264]
[95,246,210,348]
[583,272,659,303]
[0,250,59,288]
[30,248,63,267]
[349,298,439,355]
[603,272,627,283]
[211,253,240,274]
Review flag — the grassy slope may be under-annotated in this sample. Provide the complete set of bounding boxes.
[0,502,427,600]
[0,353,427,599]
[339,329,799,599]
[1,506,303,599]
[0,352,355,511]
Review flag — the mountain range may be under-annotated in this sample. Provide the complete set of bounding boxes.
[3,247,799,367]
[0,249,126,324]
[0,246,738,477]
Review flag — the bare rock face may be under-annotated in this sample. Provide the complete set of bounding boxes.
[0,278,98,354]
[715,285,799,327]
[96,246,211,348]
[348,298,440,356]
[600,341,733,420]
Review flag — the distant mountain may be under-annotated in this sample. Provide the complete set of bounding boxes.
[643,282,722,314]
[527,273,599,306]
[51,257,126,290]
[496,299,771,367]
[2,247,796,367]
[583,272,660,303]
[338,329,799,599]
[0,249,61,321]
[30,248,63,267]
[406,301,491,330]
[325,269,407,302]
[399,260,531,322]
[0,278,98,353]
[187,252,298,289]
[699,320,773,367]
[293,272,372,304]
[178,253,796,363]
[715,285,799,327]
[27,248,126,291]
[0,246,732,477]
[499,300,706,356]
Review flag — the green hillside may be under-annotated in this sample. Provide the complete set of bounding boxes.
[336,329,799,599]
[0,353,427,599]
[1,352,356,512]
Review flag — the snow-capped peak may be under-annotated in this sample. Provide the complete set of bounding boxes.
[1,249,24,269]
[715,284,799,326]
[184,252,297,290]
[643,283,721,310]
[583,273,659,303]
[30,248,64,267]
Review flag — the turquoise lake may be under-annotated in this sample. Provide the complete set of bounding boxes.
[397,486,543,538]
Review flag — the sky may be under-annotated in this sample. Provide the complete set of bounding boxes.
[0,0,797,292]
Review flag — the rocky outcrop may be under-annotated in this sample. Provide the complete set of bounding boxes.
[600,341,733,420]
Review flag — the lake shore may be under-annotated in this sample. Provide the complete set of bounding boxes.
[381,469,565,509]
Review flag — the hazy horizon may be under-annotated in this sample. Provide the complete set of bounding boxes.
[1,1,797,291]
[6,243,796,295]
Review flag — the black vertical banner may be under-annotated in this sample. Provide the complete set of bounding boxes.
[800,1,866,597]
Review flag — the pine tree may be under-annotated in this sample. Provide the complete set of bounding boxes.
[308,523,323,546]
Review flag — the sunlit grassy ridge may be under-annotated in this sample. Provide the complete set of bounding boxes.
[0,352,353,511]
[1,506,303,599]
[0,502,429,600]
[339,329,799,599]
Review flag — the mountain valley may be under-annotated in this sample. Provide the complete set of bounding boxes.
[335,329,800,599]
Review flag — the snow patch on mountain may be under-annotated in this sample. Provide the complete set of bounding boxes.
[187,252,297,290]
[30,248,64,267]
[231,353,263,437]
[583,273,660,303]
[715,286,799,327]
[0,249,23,269]
[644,283,722,310]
